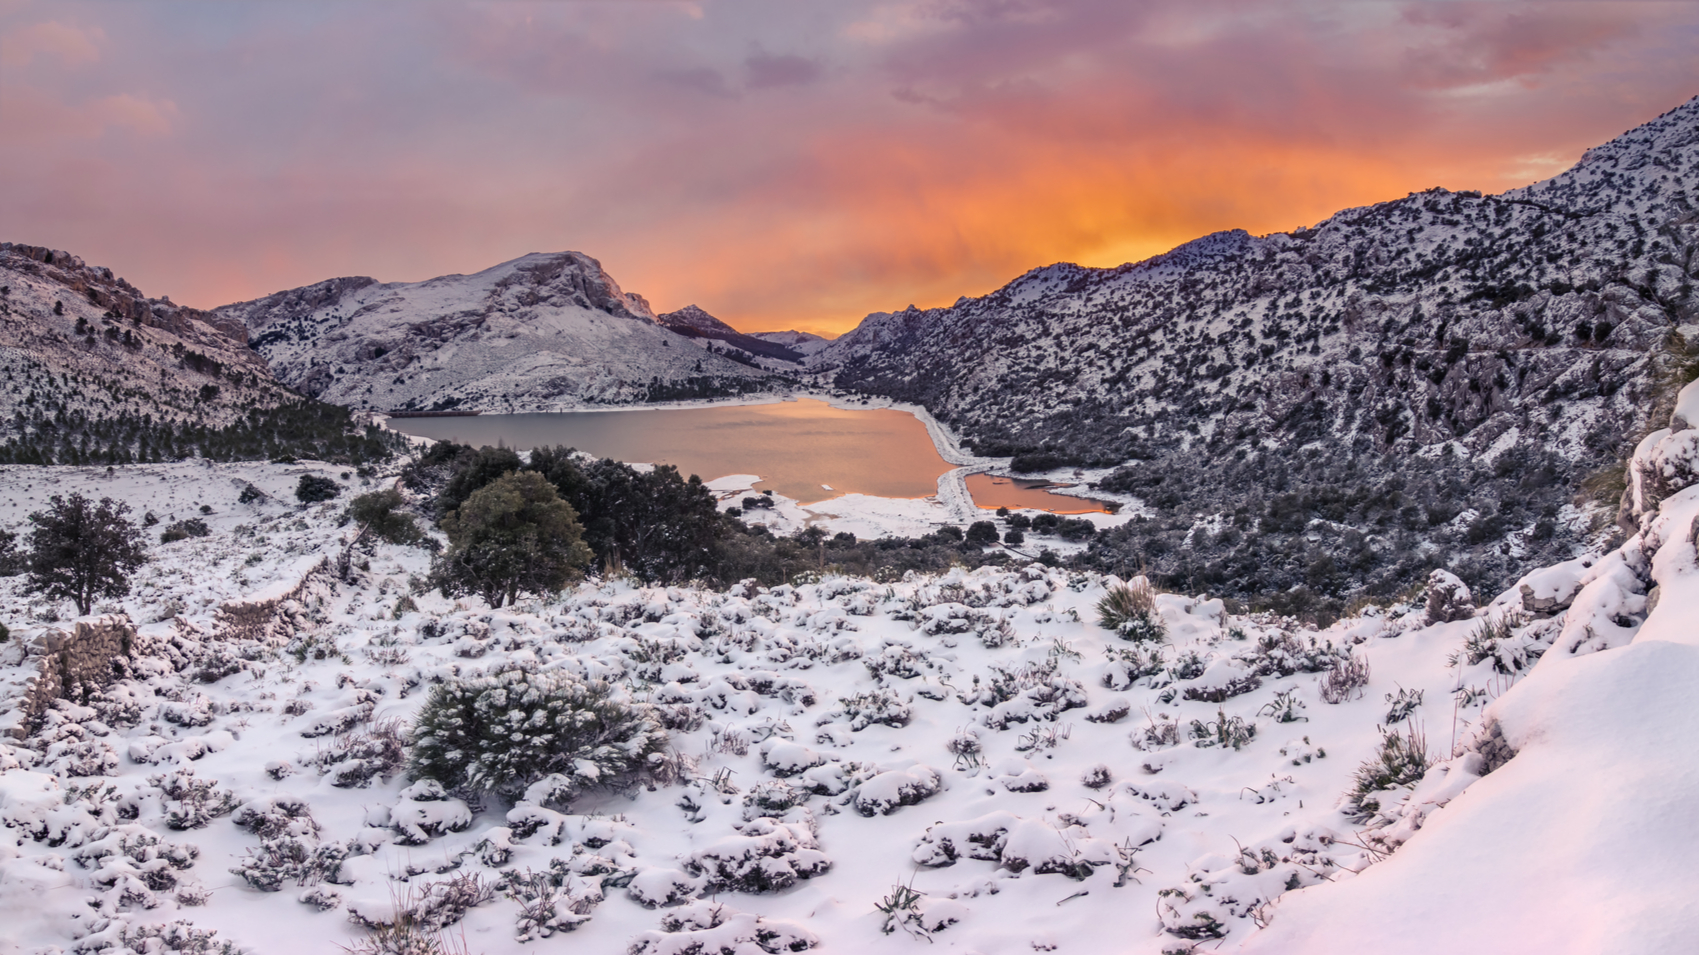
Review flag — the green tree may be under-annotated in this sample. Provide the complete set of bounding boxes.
[436,445,522,517]
[434,471,591,608]
[25,493,147,615]
[344,488,424,546]
[528,447,725,582]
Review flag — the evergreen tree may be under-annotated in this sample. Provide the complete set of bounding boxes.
[24,493,146,615]
[434,471,592,608]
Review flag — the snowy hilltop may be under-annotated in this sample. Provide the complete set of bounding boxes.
[0,244,296,432]
[812,98,1699,613]
[0,381,1690,954]
[220,252,792,413]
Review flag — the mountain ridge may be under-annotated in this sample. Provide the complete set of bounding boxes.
[809,97,1698,609]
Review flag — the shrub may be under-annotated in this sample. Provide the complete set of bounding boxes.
[237,483,264,505]
[295,475,341,503]
[1349,724,1432,815]
[407,667,667,801]
[1189,707,1256,750]
[1097,579,1166,643]
[1056,517,1096,540]
[25,493,147,615]
[160,518,211,544]
[964,521,999,546]
[1003,529,1025,546]
[0,529,22,576]
[1319,653,1371,704]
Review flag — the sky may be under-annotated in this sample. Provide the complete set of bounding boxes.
[1,1,1694,336]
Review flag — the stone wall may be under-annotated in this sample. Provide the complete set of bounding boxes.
[213,556,330,644]
[11,614,136,739]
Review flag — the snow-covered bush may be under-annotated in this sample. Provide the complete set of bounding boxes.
[1424,569,1475,624]
[159,518,210,544]
[1318,653,1370,703]
[1237,632,1352,677]
[1456,614,1544,675]
[113,921,237,955]
[830,689,912,731]
[628,902,819,954]
[314,717,407,788]
[1102,644,1164,690]
[852,766,944,816]
[350,872,495,932]
[408,667,668,801]
[1097,579,1166,643]
[679,816,831,893]
[229,836,348,892]
[1348,724,1432,817]
[151,769,236,830]
[1188,708,1256,750]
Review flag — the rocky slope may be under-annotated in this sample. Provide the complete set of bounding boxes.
[0,243,296,435]
[813,99,1699,609]
[222,253,791,412]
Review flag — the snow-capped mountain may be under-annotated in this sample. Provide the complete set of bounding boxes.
[221,252,789,412]
[0,243,295,432]
[813,99,1698,606]
[656,305,807,364]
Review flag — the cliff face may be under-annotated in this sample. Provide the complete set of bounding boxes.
[222,252,788,412]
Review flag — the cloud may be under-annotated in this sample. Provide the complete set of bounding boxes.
[745,52,822,89]
[0,0,1691,334]
[1,20,101,67]
[1,87,178,144]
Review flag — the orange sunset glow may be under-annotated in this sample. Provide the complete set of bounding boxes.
[1,1,1694,335]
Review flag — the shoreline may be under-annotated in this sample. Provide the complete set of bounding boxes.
[374,391,1143,531]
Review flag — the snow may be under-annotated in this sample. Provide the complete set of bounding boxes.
[0,405,1691,952]
[1240,406,1700,954]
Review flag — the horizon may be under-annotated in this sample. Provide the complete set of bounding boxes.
[1,1,1695,336]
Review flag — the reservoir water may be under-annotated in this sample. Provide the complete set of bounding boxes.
[966,474,1112,514]
[387,398,1108,513]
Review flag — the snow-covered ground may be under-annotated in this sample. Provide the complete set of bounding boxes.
[0,380,1692,954]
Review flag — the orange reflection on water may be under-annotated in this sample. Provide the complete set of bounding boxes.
[966,473,1112,514]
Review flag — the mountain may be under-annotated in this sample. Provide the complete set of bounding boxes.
[750,329,832,356]
[0,242,296,430]
[812,98,1699,611]
[656,304,807,364]
[220,252,790,412]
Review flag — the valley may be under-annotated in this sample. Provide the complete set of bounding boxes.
[0,90,1692,956]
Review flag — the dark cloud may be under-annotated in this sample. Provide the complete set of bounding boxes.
[662,66,738,98]
[745,52,821,89]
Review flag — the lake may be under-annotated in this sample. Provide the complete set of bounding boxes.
[387,399,1108,513]
[966,473,1113,514]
